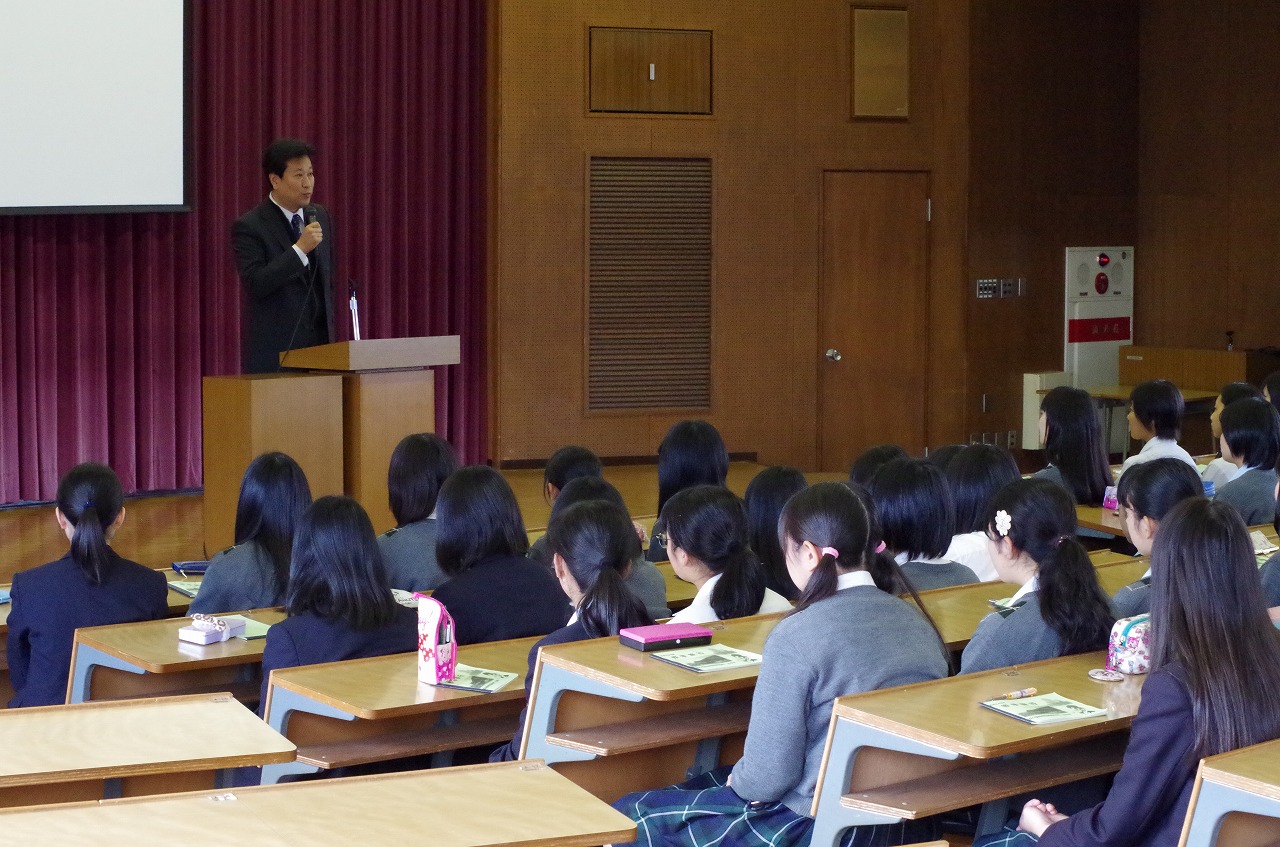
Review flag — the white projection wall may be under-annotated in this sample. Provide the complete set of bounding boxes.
[0,0,186,213]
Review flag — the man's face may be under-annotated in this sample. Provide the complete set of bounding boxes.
[269,155,314,212]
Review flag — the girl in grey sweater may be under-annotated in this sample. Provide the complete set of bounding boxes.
[612,482,948,847]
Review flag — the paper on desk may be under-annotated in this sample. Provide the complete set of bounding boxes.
[428,663,518,693]
[0,589,10,604]
[651,644,762,673]
[980,692,1105,725]
[167,580,201,598]
[219,614,272,640]
[1250,530,1278,556]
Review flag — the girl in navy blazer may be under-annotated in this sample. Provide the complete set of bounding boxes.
[491,498,654,761]
[7,463,168,708]
[258,496,417,710]
[979,498,1280,847]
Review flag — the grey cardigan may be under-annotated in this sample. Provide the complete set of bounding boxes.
[899,559,979,592]
[377,518,447,594]
[1214,467,1279,526]
[960,592,1063,674]
[729,585,948,815]
[189,540,284,615]
[1112,575,1151,620]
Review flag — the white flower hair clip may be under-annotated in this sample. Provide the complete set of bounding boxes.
[995,509,1012,537]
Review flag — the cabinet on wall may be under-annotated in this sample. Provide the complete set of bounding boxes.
[589,27,712,114]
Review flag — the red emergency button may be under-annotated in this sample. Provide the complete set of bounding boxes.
[1095,272,1110,294]
[1097,253,1111,267]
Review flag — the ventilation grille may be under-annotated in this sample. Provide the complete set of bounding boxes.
[588,157,712,410]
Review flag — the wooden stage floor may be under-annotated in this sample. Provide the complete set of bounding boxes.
[0,463,845,583]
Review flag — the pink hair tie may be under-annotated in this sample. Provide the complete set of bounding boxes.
[820,546,840,559]
[874,541,886,554]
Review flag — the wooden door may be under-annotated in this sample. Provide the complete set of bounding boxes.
[819,171,930,471]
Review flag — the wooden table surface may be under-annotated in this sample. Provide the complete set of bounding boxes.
[1077,504,1127,536]
[537,612,783,702]
[1199,738,1280,802]
[1090,385,1219,404]
[266,636,536,720]
[0,692,294,789]
[0,760,637,847]
[74,608,286,674]
[831,650,1144,759]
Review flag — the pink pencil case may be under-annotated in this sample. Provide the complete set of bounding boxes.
[619,622,713,652]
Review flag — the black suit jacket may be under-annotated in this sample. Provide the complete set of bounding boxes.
[7,552,169,708]
[431,554,573,646]
[231,199,335,373]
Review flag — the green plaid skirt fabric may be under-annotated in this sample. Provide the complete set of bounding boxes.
[974,825,1040,846]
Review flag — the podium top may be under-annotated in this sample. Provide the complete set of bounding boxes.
[280,336,461,373]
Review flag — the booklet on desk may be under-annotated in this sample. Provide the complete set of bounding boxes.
[426,663,518,693]
[981,692,1106,725]
[168,580,202,598]
[651,644,762,673]
[217,614,272,640]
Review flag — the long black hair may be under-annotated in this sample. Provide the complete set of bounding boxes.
[547,501,652,638]
[435,466,529,576]
[1040,386,1111,506]
[945,444,1021,534]
[1150,498,1280,759]
[286,496,397,629]
[56,463,126,586]
[744,466,807,601]
[986,478,1114,654]
[387,433,458,526]
[662,485,765,620]
[656,420,729,515]
[234,452,312,598]
[780,482,947,658]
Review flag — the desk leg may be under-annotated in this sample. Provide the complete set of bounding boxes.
[809,720,958,847]
[67,644,145,704]
[261,686,356,785]
[522,664,644,765]
[1182,780,1280,847]
[429,710,461,769]
[687,692,730,779]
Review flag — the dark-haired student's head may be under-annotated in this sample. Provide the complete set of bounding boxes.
[387,433,458,527]
[235,452,313,597]
[435,466,529,576]
[1039,386,1112,505]
[543,446,604,502]
[1117,458,1205,557]
[656,420,729,514]
[744,466,808,601]
[945,444,1021,534]
[867,458,954,560]
[848,444,908,487]
[1212,382,1264,439]
[661,485,764,620]
[1264,371,1280,418]
[549,476,629,523]
[923,444,965,471]
[546,500,650,638]
[56,463,126,586]
[286,496,396,630]
[1150,497,1280,759]
[1128,380,1184,441]
[1219,397,1280,471]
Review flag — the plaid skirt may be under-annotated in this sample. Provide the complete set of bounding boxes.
[611,767,936,847]
[973,825,1039,846]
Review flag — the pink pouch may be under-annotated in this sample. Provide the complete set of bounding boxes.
[619,622,713,652]
[416,594,458,684]
[1106,614,1150,675]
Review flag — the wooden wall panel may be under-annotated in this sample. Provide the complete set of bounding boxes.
[492,0,969,467]
[965,0,1139,448]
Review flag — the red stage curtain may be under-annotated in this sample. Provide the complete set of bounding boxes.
[0,0,487,503]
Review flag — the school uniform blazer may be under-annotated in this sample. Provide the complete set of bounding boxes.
[960,592,1064,674]
[898,559,980,592]
[258,605,418,710]
[1214,466,1279,526]
[431,553,572,645]
[1111,574,1152,619]
[377,519,447,594]
[528,535,671,619]
[489,618,592,763]
[189,540,284,615]
[1261,553,1280,607]
[7,551,168,708]
[1039,665,1196,847]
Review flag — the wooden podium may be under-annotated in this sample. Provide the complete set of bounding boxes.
[202,337,460,555]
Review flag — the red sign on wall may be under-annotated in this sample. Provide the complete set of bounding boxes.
[1068,317,1132,343]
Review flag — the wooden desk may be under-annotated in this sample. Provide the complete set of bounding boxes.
[1180,739,1280,847]
[0,760,637,847]
[809,651,1145,847]
[67,608,285,704]
[261,637,535,784]
[1077,504,1126,537]
[655,561,696,612]
[521,613,783,801]
[0,692,294,807]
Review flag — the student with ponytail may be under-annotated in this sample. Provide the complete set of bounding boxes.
[960,478,1115,674]
[612,482,948,847]
[1111,458,1205,618]
[978,498,1280,847]
[661,485,792,625]
[490,499,653,762]
[7,463,168,707]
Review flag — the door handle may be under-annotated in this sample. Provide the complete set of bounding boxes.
[825,348,842,362]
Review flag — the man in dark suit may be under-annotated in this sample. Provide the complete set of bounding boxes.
[232,138,335,373]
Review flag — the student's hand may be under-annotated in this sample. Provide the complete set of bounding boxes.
[633,520,648,545]
[1017,798,1068,837]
